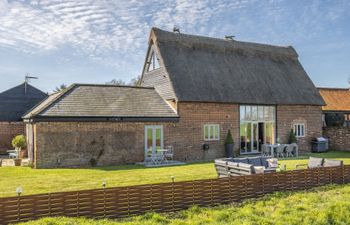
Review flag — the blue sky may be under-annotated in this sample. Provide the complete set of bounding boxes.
[0,0,349,93]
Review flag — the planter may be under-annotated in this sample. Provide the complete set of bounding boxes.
[19,149,28,158]
[13,159,22,166]
[225,143,234,158]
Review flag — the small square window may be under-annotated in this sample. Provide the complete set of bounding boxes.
[204,124,220,141]
[293,123,306,137]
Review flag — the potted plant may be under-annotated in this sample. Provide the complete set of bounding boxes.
[288,129,297,144]
[11,135,26,166]
[225,130,234,158]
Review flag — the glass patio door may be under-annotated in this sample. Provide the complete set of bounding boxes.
[145,126,163,159]
[240,105,275,154]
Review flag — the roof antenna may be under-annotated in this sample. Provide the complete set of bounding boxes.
[224,35,235,41]
[348,75,350,90]
[24,73,38,94]
[173,26,180,33]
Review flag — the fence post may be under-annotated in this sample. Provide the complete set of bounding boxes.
[17,195,21,222]
[171,177,175,211]
[77,191,80,217]
[229,176,232,202]
[102,182,106,217]
[192,180,195,205]
[48,193,52,217]
[127,187,130,216]
[150,184,153,211]
[16,187,23,223]
[342,165,345,184]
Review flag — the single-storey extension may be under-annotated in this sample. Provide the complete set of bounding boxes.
[24,28,325,168]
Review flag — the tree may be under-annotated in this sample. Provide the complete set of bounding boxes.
[12,135,26,159]
[106,79,126,85]
[53,84,67,93]
[129,75,141,86]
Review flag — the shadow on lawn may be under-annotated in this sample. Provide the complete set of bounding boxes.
[89,161,212,171]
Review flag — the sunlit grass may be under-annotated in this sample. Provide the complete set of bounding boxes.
[1,151,350,198]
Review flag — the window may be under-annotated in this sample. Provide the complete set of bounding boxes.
[293,123,305,137]
[204,124,220,141]
[147,50,160,72]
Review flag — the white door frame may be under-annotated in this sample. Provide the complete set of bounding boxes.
[144,125,164,159]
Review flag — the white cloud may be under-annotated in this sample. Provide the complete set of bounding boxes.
[0,0,348,68]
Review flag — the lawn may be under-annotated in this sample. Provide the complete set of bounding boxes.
[1,151,350,198]
[18,184,350,225]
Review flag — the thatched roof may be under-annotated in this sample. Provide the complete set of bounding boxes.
[0,83,47,121]
[150,28,325,105]
[318,88,350,112]
[23,84,178,122]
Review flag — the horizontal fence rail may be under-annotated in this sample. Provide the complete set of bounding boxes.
[1,165,350,224]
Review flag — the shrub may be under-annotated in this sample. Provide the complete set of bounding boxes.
[11,135,26,150]
[225,130,234,144]
[288,129,297,144]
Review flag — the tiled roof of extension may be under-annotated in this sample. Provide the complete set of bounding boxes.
[318,88,350,112]
[23,84,178,122]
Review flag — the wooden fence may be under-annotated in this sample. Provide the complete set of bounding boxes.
[1,165,350,224]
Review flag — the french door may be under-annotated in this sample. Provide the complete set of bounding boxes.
[144,126,163,159]
[244,122,259,153]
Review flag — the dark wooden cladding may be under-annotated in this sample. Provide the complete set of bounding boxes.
[1,166,350,224]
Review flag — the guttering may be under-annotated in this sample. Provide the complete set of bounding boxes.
[24,116,180,123]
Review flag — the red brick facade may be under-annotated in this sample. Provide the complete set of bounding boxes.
[0,122,25,154]
[277,105,323,153]
[30,103,322,168]
[323,127,350,151]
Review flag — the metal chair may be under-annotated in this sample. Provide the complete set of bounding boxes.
[164,145,174,161]
[261,144,270,156]
[275,145,285,158]
[285,144,295,157]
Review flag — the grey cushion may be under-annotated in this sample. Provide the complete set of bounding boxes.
[260,156,272,168]
[248,157,263,167]
[233,158,248,164]
[214,159,228,165]
[323,159,343,167]
[308,157,323,168]
[227,161,239,167]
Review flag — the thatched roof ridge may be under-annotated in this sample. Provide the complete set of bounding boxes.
[152,27,298,59]
[150,28,325,106]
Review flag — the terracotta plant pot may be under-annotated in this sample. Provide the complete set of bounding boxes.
[19,149,28,158]
[14,159,22,166]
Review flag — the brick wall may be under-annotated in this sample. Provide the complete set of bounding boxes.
[0,122,25,154]
[31,103,322,168]
[277,105,323,153]
[32,102,239,168]
[323,126,350,151]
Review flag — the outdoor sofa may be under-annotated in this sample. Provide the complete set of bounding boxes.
[296,157,343,169]
[214,156,278,177]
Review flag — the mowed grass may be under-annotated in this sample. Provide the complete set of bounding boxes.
[1,151,350,198]
[18,184,350,225]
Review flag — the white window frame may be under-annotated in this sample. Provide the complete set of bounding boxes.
[293,123,306,137]
[204,124,220,141]
[144,125,164,157]
[147,50,160,72]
